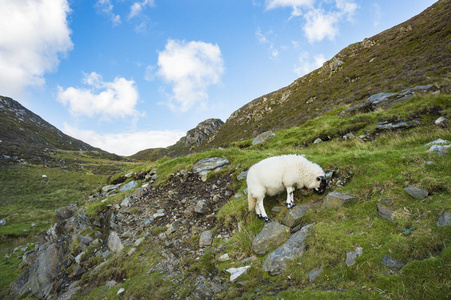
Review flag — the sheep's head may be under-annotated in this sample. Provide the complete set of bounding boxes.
[313,176,327,194]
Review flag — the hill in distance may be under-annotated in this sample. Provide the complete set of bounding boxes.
[132,0,451,161]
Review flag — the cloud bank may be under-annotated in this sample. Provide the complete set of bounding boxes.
[63,123,185,156]
[58,72,141,120]
[155,40,224,113]
[0,0,73,98]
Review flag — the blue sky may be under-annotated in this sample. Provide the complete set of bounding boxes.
[0,0,437,155]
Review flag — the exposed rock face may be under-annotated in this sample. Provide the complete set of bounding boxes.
[252,222,290,256]
[185,118,224,146]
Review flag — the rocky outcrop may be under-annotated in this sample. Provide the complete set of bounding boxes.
[185,118,224,146]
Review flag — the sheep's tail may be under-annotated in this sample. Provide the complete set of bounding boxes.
[248,193,257,212]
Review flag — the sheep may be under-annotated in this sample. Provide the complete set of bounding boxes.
[246,155,327,222]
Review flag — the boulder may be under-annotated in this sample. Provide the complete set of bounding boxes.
[346,247,363,266]
[55,204,77,221]
[185,118,224,146]
[321,191,357,209]
[252,131,275,146]
[192,157,229,176]
[120,180,138,192]
[281,203,311,228]
[428,144,451,156]
[108,231,124,253]
[437,211,451,227]
[403,185,428,199]
[263,224,312,275]
[377,203,394,223]
[252,222,290,256]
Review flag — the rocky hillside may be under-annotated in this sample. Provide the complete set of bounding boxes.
[0,96,121,163]
[132,0,451,160]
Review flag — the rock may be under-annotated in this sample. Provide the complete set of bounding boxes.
[218,253,230,262]
[381,255,405,268]
[102,184,120,193]
[119,180,138,192]
[321,191,357,209]
[403,185,428,199]
[226,266,250,282]
[0,219,6,226]
[117,288,125,295]
[426,139,450,146]
[75,251,85,264]
[281,203,311,228]
[428,144,451,156]
[134,237,145,246]
[185,118,224,146]
[55,204,77,221]
[252,131,275,146]
[128,248,136,256]
[263,224,312,275]
[308,268,323,282]
[346,247,363,266]
[237,171,248,181]
[199,230,213,247]
[252,222,291,256]
[343,132,355,140]
[167,221,181,235]
[192,157,229,175]
[120,196,131,207]
[188,275,226,298]
[375,119,421,132]
[108,231,124,253]
[377,203,394,223]
[195,200,209,214]
[437,211,451,227]
[434,117,449,127]
[365,92,396,108]
[313,138,323,144]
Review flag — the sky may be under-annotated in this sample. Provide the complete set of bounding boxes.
[0,0,437,156]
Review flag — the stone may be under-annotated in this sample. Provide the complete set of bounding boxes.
[321,191,357,209]
[281,204,310,228]
[237,171,248,181]
[55,204,77,221]
[199,230,213,247]
[218,253,230,262]
[134,237,145,247]
[121,196,131,207]
[195,200,209,214]
[117,288,125,295]
[252,222,291,256]
[0,219,6,226]
[434,117,449,127]
[252,131,275,146]
[346,247,363,266]
[426,139,450,146]
[437,211,451,227]
[167,221,181,235]
[185,118,224,146]
[226,266,250,282]
[128,248,136,256]
[263,224,312,275]
[375,120,421,132]
[192,157,229,175]
[377,203,394,223]
[77,235,93,248]
[107,231,124,253]
[343,132,355,140]
[403,185,428,199]
[308,268,323,282]
[102,184,120,193]
[313,138,323,144]
[428,144,451,156]
[75,251,85,264]
[381,255,405,268]
[119,180,138,192]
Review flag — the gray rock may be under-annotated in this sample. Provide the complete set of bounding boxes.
[346,247,363,266]
[55,204,77,221]
[263,224,312,275]
[185,118,224,146]
[108,231,124,253]
[426,139,450,146]
[121,196,131,207]
[226,266,251,282]
[237,171,248,181]
[252,131,275,146]
[199,230,213,247]
[77,235,93,248]
[366,92,396,108]
[380,255,405,268]
[102,184,120,193]
[192,157,229,175]
[281,204,311,228]
[343,132,355,140]
[403,185,428,199]
[375,120,421,132]
[195,200,209,214]
[437,211,451,227]
[167,221,181,235]
[0,219,6,226]
[377,203,394,223]
[308,268,323,282]
[428,144,451,156]
[435,116,449,127]
[313,138,323,144]
[252,222,290,256]
[321,191,357,209]
[119,180,138,192]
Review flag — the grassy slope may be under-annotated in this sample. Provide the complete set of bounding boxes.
[62,94,450,299]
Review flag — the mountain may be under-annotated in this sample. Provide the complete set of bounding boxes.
[131,0,451,160]
[0,96,121,163]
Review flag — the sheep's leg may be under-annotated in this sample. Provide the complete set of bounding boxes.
[257,198,270,222]
[286,186,295,209]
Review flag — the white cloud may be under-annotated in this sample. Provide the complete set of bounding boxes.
[96,0,121,26]
[266,0,314,10]
[129,0,155,19]
[303,8,339,42]
[63,123,185,156]
[0,0,73,98]
[294,52,326,76]
[58,72,141,120]
[156,40,224,113]
[256,28,280,59]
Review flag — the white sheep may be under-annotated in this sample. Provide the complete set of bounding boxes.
[247,155,327,222]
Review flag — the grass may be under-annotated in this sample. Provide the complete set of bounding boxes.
[1,94,450,299]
